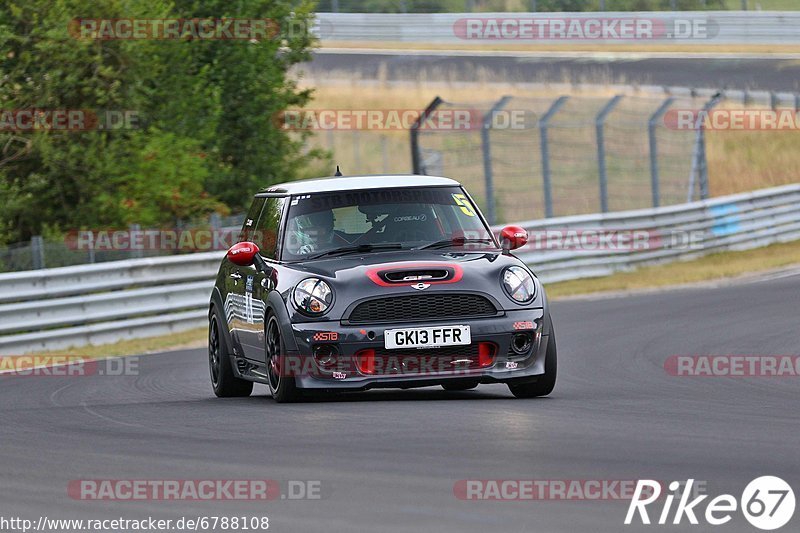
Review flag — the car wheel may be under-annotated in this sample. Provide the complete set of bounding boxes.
[508,324,557,399]
[209,310,253,398]
[442,380,479,391]
[265,312,301,403]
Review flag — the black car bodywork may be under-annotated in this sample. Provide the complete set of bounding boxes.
[208,175,556,402]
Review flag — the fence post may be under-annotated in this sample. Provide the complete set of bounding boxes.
[539,96,569,218]
[31,235,45,269]
[410,96,443,174]
[688,92,722,202]
[595,95,623,214]
[648,97,675,208]
[480,96,511,225]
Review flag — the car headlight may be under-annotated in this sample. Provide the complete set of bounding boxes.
[293,278,334,315]
[502,266,536,304]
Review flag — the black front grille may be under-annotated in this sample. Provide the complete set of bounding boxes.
[347,294,497,324]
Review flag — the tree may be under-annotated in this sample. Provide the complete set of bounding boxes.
[0,0,319,244]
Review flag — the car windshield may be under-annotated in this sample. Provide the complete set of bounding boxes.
[282,186,496,260]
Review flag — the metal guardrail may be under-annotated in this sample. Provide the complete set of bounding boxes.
[0,253,220,354]
[315,12,800,46]
[0,183,798,354]
[515,183,800,283]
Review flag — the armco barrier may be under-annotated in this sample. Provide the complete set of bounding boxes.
[0,253,220,354]
[514,183,800,283]
[315,12,800,46]
[0,183,798,354]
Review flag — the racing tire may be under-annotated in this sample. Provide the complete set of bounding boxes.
[508,324,557,398]
[209,310,253,398]
[265,312,302,403]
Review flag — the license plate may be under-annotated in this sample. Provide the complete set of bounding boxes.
[384,325,471,349]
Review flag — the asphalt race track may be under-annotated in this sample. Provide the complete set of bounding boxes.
[309,50,800,92]
[2,272,799,532]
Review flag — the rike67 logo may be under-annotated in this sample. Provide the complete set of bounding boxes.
[625,477,795,530]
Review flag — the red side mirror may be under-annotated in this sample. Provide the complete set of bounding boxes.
[500,225,528,252]
[227,241,260,266]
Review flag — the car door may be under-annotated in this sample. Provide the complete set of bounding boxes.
[225,197,266,357]
[238,196,285,364]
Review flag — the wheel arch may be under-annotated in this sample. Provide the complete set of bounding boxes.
[209,287,235,351]
[265,290,300,353]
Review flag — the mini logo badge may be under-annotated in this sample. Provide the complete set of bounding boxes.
[411,283,430,291]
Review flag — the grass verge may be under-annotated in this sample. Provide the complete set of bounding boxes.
[40,327,207,358]
[544,238,800,299]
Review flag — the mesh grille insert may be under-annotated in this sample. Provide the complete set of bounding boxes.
[348,294,497,324]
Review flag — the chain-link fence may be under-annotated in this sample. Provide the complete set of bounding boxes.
[409,89,761,224]
[291,85,798,226]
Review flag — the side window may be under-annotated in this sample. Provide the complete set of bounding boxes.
[240,198,266,244]
[253,197,285,260]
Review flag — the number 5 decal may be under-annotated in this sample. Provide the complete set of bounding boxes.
[453,193,476,217]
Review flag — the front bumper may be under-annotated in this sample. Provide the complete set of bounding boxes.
[288,309,548,390]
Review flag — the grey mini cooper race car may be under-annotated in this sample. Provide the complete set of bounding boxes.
[208,174,556,402]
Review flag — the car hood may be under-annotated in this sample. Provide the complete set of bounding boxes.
[279,249,542,318]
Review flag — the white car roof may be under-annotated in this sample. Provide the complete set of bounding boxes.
[258,174,461,196]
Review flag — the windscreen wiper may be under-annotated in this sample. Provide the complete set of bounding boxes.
[306,243,405,260]
[414,238,496,250]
